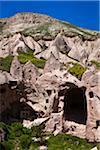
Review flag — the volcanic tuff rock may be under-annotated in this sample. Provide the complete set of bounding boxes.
[0,13,100,142]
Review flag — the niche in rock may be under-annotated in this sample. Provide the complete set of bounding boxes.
[64,86,87,125]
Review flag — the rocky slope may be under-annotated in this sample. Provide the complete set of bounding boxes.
[0,13,100,142]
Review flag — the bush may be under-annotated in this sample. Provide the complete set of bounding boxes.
[91,60,100,69]
[19,134,31,149]
[0,122,97,150]
[31,124,44,138]
[29,142,39,150]
[1,139,15,150]
[0,122,45,150]
[18,50,46,68]
[0,56,13,72]
[68,63,86,80]
[7,122,23,139]
[47,134,95,150]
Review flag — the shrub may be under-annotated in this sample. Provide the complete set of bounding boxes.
[0,122,98,150]
[0,122,45,150]
[91,60,100,69]
[31,124,44,138]
[68,63,86,80]
[1,140,15,150]
[29,142,39,150]
[7,122,23,139]
[18,50,46,68]
[0,56,13,72]
[19,134,31,149]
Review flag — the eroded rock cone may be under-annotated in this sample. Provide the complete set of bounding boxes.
[10,56,23,81]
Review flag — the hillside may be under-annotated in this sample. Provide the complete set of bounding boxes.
[0,13,99,40]
[0,13,100,150]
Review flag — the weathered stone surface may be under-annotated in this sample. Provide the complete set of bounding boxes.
[23,117,49,128]
[63,120,86,139]
[52,33,71,55]
[45,112,63,133]
[10,56,23,81]
[39,145,48,150]
[91,147,98,150]
[22,36,35,50]
[0,71,7,84]
[44,53,60,73]
[0,33,27,57]
[23,61,38,84]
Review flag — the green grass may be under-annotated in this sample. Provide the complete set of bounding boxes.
[0,56,13,72]
[37,23,51,36]
[91,60,100,69]
[0,122,43,150]
[47,134,99,150]
[18,50,46,68]
[59,21,99,40]
[0,122,99,150]
[68,63,86,80]
[22,23,52,38]
[0,50,46,71]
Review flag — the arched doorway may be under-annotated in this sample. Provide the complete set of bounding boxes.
[64,86,87,124]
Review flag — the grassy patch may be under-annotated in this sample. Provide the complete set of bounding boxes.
[37,23,51,36]
[22,23,51,38]
[47,134,97,150]
[68,63,86,80]
[18,50,46,68]
[0,56,13,72]
[60,21,98,36]
[91,60,100,69]
[0,122,99,150]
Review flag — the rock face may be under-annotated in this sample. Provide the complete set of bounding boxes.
[0,12,100,142]
[10,56,23,81]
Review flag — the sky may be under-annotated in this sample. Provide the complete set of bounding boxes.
[0,1,99,31]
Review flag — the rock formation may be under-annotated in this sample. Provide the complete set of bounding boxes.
[0,12,100,142]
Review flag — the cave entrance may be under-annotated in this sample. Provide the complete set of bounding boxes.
[64,86,87,125]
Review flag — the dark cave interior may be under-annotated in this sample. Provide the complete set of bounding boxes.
[1,101,37,123]
[64,87,87,125]
[0,83,37,123]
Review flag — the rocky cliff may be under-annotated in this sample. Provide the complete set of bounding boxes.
[0,13,100,142]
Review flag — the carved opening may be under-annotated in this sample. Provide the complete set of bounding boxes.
[46,99,49,103]
[64,87,87,124]
[9,81,17,87]
[52,96,59,113]
[89,91,94,98]
[46,90,52,96]
[96,120,100,128]
[44,106,47,110]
